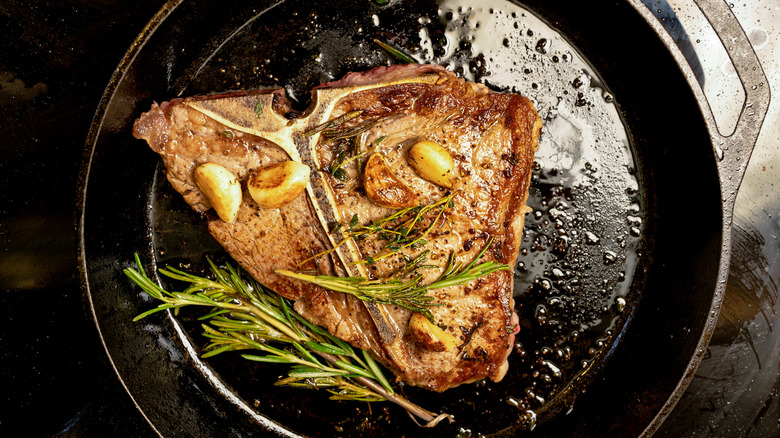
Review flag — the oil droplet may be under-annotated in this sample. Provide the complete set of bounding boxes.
[714,144,725,161]
[616,297,627,312]
[521,410,537,431]
[536,304,549,324]
[525,387,546,405]
[535,38,550,54]
[542,359,562,378]
[584,231,600,245]
[456,428,474,438]
[627,215,642,226]
[603,251,617,265]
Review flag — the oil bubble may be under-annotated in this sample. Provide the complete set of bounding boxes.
[535,38,550,54]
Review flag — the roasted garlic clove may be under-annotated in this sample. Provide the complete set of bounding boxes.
[247,161,310,208]
[193,162,242,223]
[409,312,459,352]
[363,152,419,209]
[408,140,454,188]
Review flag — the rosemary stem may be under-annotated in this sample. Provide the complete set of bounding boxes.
[312,349,450,426]
[276,269,361,294]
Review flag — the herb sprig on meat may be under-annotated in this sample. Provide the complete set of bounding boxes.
[301,192,457,269]
[278,237,509,321]
[125,254,452,427]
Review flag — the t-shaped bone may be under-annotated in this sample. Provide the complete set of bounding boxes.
[184,74,443,347]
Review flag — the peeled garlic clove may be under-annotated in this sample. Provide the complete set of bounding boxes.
[409,312,459,352]
[193,162,242,223]
[408,140,454,188]
[247,161,310,208]
[363,153,419,209]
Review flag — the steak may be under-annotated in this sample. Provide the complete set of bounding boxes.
[132,64,542,392]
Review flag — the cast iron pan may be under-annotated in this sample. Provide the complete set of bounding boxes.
[77,0,768,436]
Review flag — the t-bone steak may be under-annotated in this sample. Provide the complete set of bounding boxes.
[132,64,542,392]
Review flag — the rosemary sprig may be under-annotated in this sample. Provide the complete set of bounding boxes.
[278,237,510,321]
[300,192,457,268]
[124,254,451,427]
[356,192,456,263]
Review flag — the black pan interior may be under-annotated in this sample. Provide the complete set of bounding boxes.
[79,0,722,436]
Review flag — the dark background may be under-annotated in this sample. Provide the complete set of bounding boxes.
[1,1,777,437]
[1,2,166,436]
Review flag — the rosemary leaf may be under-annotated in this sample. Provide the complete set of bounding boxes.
[202,344,243,359]
[321,115,392,142]
[334,360,378,379]
[287,367,345,379]
[242,354,294,364]
[304,110,363,136]
[305,341,351,356]
[363,349,394,394]
[373,38,418,64]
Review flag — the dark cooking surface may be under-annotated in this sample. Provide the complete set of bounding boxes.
[0,1,776,436]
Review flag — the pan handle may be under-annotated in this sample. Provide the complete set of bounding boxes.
[635,0,770,208]
[692,0,770,208]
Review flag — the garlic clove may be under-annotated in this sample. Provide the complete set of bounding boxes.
[409,312,459,352]
[247,161,310,208]
[408,140,454,188]
[363,152,419,209]
[193,162,242,223]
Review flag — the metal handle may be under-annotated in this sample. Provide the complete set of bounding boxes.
[631,0,770,208]
[693,0,770,208]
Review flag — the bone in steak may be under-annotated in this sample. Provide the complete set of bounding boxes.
[132,64,542,392]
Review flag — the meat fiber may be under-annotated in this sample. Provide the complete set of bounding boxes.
[133,64,542,392]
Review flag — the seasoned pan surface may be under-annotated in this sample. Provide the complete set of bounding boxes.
[79,0,729,436]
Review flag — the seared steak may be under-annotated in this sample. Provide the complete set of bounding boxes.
[133,64,542,392]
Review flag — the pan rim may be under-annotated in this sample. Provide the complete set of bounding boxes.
[623,0,768,435]
[76,1,186,437]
